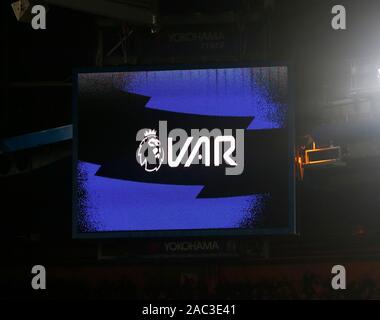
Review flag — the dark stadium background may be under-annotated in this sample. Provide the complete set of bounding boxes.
[1,0,380,299]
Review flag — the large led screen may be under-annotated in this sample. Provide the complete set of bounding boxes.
[73,65,295,238]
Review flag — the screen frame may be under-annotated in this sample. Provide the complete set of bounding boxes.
[72,62,296,239]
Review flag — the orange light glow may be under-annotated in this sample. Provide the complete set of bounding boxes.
[304,146,340,165]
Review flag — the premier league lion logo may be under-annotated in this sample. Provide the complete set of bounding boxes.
[137,129,164,172]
